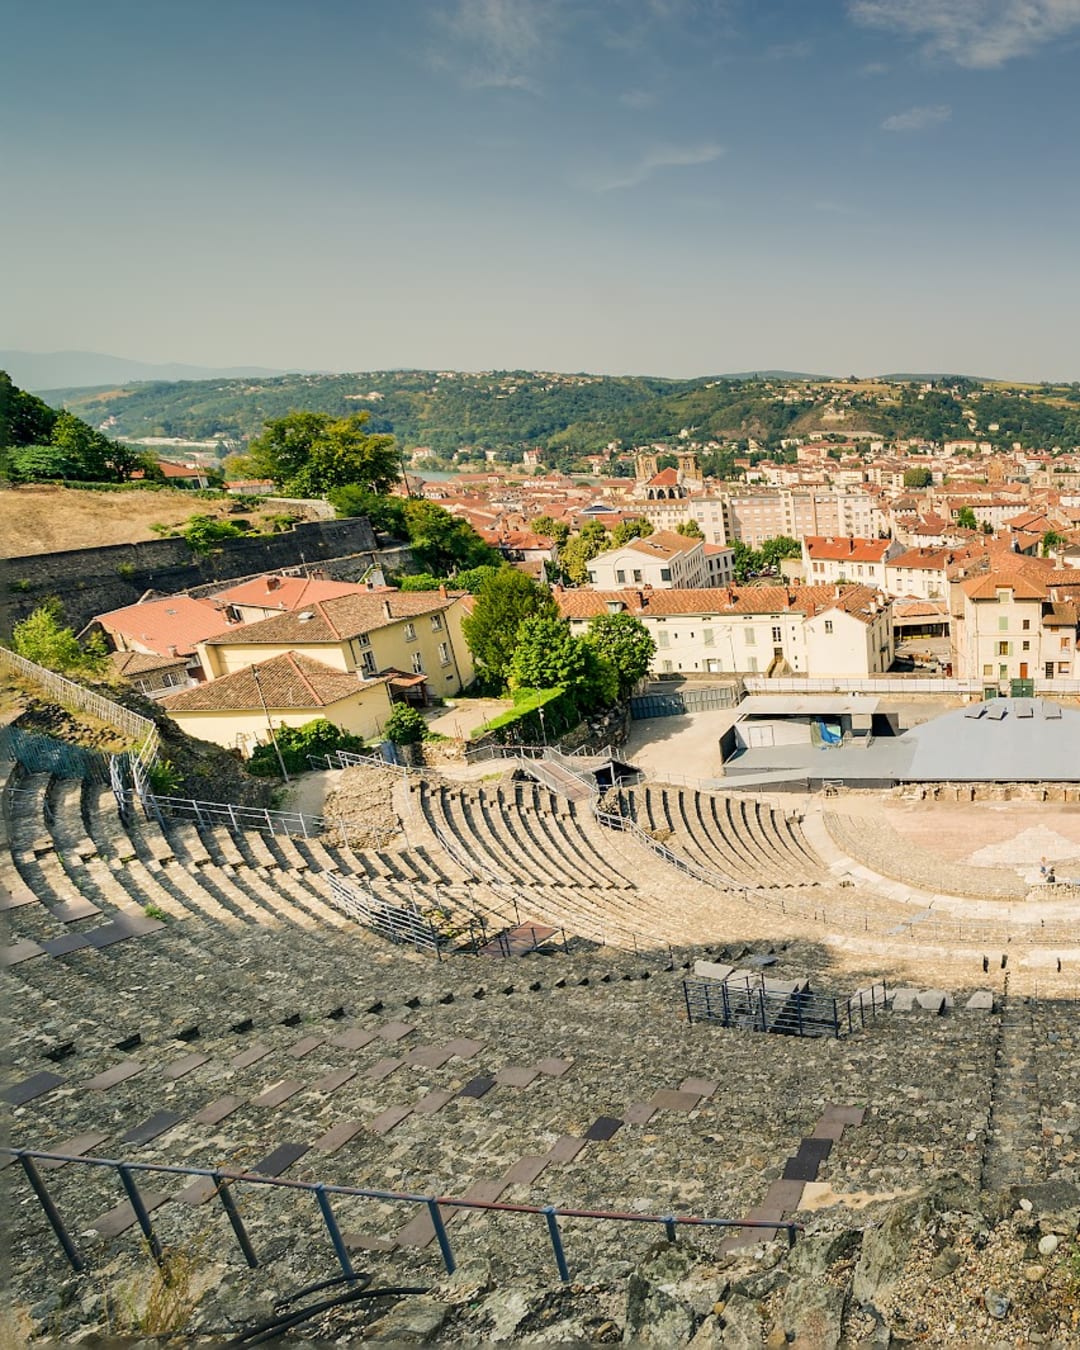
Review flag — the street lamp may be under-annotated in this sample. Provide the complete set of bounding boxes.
[251,664,289,781]
[538,705,547,746]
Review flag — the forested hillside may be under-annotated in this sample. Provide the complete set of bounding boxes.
[0,370,145,482]
[44,369,1080,458]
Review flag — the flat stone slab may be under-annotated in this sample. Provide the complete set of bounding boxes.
[494,1066,539,1088]
[343,1231,398,1253]
[916,989,947,1013]
[163,1052,210,1081]
[85,1060,143,1091]
[547,1135,587,1163]
[378,1021,415,1042]
[121,1111,184,1147]
[443,1037,485,1060]
[584,1116,623,1142]
[288,1035,325,1059]
[313,1068,357,1094]
[38,1132,110,1169]
[51,899,101,923]
[41,932,94,957]
[366,1057,403,1083]
[965,990,996,1012]
[810,1118,847,1142]
[89,1190,171,1238]
[369,1105,412,1136]
[459,1075,496,1099]
[177,1176,221,1206]
[650,1089,701,1112]
[231,1043,272,1069]
[251,1142,310,1176]
[194,1095,242,1126]
[406,1045,457,1069]
[253,1079,305,1108]
[502,1155,549,1188]
[890,989,919,1012]
[0,939,45,967]
[623,1102,657,1126]
[819,1105,865,1127]
[694,960,735,981]
[313,1120,365,1153]
[414,1090,455,1116]
[2,1071,65,1106]
[535,1057,573,1077]
[331,1027,377,1051]
[761,1179,807,1212]
[680,1077,719,1098]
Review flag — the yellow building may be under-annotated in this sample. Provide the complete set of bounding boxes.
[196,590,475,701]
[160,651,394,756]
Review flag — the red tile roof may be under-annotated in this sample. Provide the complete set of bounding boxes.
[160,652,389,713]
[202,590,460,646]
[211,575,366,612]
[804,536,893,563]
[98,596,233,657]
[555,583,885,624]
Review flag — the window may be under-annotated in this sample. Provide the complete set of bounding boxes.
[1062,637,1073,651]
[660,568,672,581]
[824,620,833,635]
[772,626,782,642]
[438,642,450,665]
[661,659,673,673]
[999,664,1008,678]
[403,622,417,641]
[703,629,714,647]
[616,569,626,583]
[997,641,1010,657]
[1022,640,1030,652]
[430,614,443,632]
[982,664,993,677]
[411,651,424,674]
[1022,619,1030,631]
[745,628,756,646]
[997,589,1010,603]
[632,569,643,583]
[998,617,1009,631]
[747,655,758,672]
[657,630,669,649]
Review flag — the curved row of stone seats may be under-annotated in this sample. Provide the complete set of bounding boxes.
[824,811,1030,901]
[619,785,828,889]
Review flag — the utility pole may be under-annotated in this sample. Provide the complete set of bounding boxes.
[251,664,289,781]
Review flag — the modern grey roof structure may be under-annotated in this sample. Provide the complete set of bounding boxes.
[722,698,1080,787]
[900,699,1080,783]
[738,695,880,718]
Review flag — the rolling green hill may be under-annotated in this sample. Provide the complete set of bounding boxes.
[43,369,1080,459]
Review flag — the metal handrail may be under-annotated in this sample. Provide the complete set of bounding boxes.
[2,1146,801,1286]
[149,794,325,839]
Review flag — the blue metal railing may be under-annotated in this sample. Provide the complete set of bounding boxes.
[2,1147,800,1284]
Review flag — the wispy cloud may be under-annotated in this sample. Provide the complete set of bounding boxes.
[881,103,953,131]
[438,0,550,92]
[619,88,658,109]
[850,0,1080,69]
[859,60,889,75]
[765,39,813,60]
[593,142,725,192]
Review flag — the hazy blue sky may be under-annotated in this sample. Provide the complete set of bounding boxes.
[4,1,1079,378]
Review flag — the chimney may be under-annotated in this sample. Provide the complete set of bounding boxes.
[382,599,393,619]
[167,645,178,658]
[266,576,281,591]
[438,584,447,599]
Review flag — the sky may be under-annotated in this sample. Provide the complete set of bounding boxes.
[3,0,1080,380]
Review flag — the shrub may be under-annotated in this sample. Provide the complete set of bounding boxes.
[247,717,366,776]
[383,704,428,746]
[146,759,182,795]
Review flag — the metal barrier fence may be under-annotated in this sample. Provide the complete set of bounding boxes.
[0,726,110,783]
[2,1146,799,1286]
[0,647,159,745]
[150,794,324,839]
[327,873,443,956]
[630,685,743,720]
[683,975,889,1039]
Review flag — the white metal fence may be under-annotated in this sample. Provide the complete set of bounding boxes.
[0,647,159,744]
[744,675,1080,697]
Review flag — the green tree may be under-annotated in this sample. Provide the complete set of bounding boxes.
[758,535,802,572]
[180,514,249,554]
[12,601,108,675]
[559,520,610,585]
[397,573,442,592]
[530,515,570,547]
[384,703,428,746]
[730,539,761,583]
[328,484,408,537]
[903,466,932,488]
[584,612,656,696]
[0,370,58,451]
[675,519,703,538]
[955,506,978,530]
[454,564,503,594]
[1042,530,1066,556]
[248,410,399,497]
[610,517,653,546]
[10,441,81,481]
[401,500,501,574]
[462,569,557,684]
[509,616,618,711]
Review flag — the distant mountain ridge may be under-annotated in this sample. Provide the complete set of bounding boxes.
[2,350,308,392]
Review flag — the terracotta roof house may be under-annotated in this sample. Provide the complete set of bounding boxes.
[160,652,393,757]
